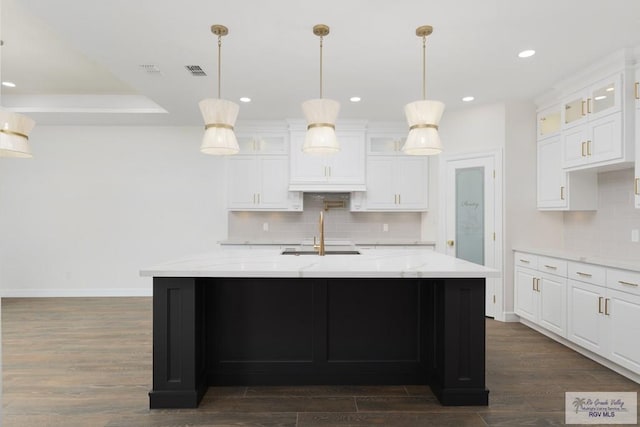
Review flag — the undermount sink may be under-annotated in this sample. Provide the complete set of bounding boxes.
[281,249,361,256]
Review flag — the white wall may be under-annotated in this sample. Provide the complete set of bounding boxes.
[0,126,228,296]
[504,101,564,317]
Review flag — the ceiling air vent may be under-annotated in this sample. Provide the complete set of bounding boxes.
[139,64,162,75]
[185,65,207,76]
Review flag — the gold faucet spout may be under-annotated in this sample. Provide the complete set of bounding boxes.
[314,211,325,256]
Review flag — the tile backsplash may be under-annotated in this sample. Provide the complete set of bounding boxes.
[228,193,422,243]
[564,168,640,261]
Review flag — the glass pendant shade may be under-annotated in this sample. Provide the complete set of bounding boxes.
[302,98,340,154]
[402,100,445,155]
[0,110,35,158]
[199,98,240,155]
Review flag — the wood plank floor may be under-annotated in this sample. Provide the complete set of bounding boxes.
[2,297,639,426]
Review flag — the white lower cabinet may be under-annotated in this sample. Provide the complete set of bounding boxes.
[517,252,640,378]
[514,253,567,337]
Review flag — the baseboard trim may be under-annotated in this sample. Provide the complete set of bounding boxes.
[502,312,520,322]
[0,288,152,298]
[519,318,640,384]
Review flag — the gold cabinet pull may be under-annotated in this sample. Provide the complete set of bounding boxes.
[635,178,639,196]
[544,264,557,270]
[520,259,530,263]
[581,141,586,157]
[532,277,536,291]
[604,298,610,316]
[581,100,587,116]
[398,194,401,204]
[560,186,565,200]
[447,240,455,247]
[598,296,603,314]
[586,140,592,156]
[257,193,260,204]
[536,278,541,292]
[576,271,592,277]
[635,82,639,100]
[619,280,639,287]
[587,98,592,114]
[394,194,398,204]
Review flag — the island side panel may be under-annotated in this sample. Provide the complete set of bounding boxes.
[149,277,208,409]
[430,277,489,406]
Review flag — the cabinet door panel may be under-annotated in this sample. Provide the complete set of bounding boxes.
[289,132,328,184]
[365,158,396,209]
[537,136,566,208]
[227,157,260,208]
[328,133,366,184]
[568,280,606,356]
[562,126,588,168]
[607,289,640,374]
[589,114,622,164]
[515,268,537,323]
[259,157,289,208]
[539,274,566,337]
[396,157,428,209]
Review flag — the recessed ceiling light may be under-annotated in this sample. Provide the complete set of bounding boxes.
[462,96,475,102]
[2,81,16,87]
[518,49,536,58]
[239,97,251,103]
[350,96,361,103]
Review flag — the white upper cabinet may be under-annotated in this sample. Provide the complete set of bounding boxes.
[288,126,366,192]
[227,131,302,211]
[558,68,633,170]
[537,105,562,140]
[562,73,622,129]
[635,66,640,209]
[351,134,428,212]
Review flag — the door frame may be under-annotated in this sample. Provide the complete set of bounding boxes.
[438,149,504,321]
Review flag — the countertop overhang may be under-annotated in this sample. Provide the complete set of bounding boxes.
[140,248,500,279]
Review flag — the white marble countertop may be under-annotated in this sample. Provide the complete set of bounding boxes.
[219,239,436,247]
[513,247,640,272]
[141,248,500,279]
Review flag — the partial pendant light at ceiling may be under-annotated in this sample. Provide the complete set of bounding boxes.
[302,24,340,155]
[0,39,35,158]
[402,25,445,156]
[199,24,239,155]
[0,110,35,158]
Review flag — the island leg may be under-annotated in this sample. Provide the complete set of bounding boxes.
[149,277,208,409]
[430,277,489,406]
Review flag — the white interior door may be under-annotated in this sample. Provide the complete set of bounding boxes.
[444,154,498,318]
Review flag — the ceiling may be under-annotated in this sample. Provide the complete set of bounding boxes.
[2,0,640,126]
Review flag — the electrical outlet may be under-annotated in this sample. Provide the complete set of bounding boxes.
[383,224,389,232]
[632,229,639,243]
[263,222,269,232]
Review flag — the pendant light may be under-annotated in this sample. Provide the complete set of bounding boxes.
[199,25,239,155]
[0,110,35,158]
[402,25,445,156]
[302,24,340,155]
[0,39,35,158]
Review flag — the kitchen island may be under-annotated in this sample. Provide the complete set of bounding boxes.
[141,247,499,409]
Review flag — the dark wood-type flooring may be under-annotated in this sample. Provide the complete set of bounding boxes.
[2,297,639,426]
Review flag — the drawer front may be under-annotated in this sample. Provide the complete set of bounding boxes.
[607,268,640,296]
[568,261,606,285]
[538,256,568,277]
[515,252,538,269]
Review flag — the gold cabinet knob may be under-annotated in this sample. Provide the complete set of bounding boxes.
[447,240,455,247]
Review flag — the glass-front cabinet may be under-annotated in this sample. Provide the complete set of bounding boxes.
[561,73,622,129]
[537,106,561,139]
